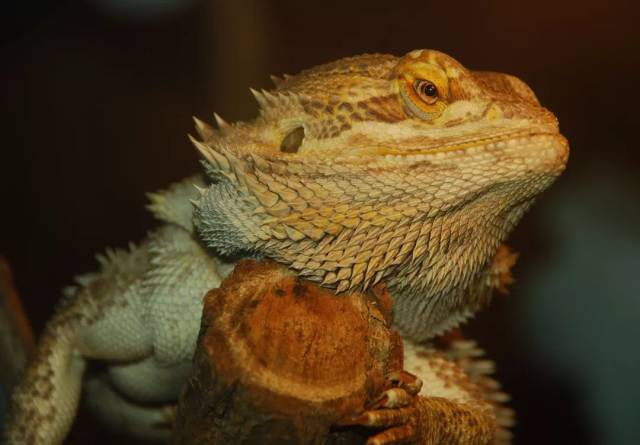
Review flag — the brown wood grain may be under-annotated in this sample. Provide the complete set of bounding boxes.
[172,259,402,445]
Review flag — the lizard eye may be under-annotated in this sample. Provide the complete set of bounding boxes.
[413,79,438,105]
[393,52,449,120]
[398,76,446,120]
[280,126,305,153]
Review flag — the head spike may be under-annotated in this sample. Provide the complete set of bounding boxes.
[213,112,230,130]
[188,135,230,172]
[192,116,214,140]
[261,89,278,107]
[188,134,215,164]
[250,88,268,108]
[270,74,284,88]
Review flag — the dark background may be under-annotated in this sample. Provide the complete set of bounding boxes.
[1,0,639,443]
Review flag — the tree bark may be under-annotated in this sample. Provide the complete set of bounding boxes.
[172,259,402,445]
[0,257,35,395]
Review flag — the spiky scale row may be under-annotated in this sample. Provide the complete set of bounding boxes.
[248,87,314,121]
[187,50,567,345]
[213,112,230,130]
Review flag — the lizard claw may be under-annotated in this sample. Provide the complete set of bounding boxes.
[343,406,416,427]
[366,424,418,445]
[341,405,419,445]
[370,387,415,409]
[369,370,422,409]
[336,371,421,444]
[386,370,423,396]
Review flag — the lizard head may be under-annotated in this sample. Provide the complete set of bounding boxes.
[191,49,568,340]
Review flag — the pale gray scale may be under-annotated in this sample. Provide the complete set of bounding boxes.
[393,198,524,341]
[390,238,472,341]
[393,285,470,341]
[84,374,172,442]
[391,289,426,340]
[5,240,155,445]
[76,279,153,361]
[146,174,207,232]
[143,226,231,366]
[195,179,264,257]
[58,241,157,365]
[107,357,192,403]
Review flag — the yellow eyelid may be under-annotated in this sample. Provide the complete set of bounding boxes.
[392,57,451,120]
[394,60,450,98]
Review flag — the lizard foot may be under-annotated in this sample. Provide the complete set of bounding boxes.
[338,371,422,445]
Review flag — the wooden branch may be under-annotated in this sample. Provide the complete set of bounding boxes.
[172,259,402,445]
[0,257,35,394]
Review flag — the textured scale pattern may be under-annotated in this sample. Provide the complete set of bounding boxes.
[193,50,567,341]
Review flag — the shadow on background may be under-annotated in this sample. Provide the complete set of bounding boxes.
[1,0,638,443]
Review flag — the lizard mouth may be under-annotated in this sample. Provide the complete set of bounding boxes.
[351,129,569,175]
[192,126,569,182]
[364,129,566,157]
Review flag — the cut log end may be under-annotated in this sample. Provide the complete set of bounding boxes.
[172,259,401,445]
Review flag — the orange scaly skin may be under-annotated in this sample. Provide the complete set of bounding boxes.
[6,50,567,444]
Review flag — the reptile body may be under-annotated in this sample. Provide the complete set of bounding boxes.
[5,49,568,444]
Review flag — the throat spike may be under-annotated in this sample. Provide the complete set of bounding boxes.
[192,116,214,140]
[213,112,230,131]
[192,184,207,197]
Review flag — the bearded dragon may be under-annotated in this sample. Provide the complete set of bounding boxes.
[4,49,568,445]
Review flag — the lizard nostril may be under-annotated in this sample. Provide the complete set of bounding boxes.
[280,126,305,153]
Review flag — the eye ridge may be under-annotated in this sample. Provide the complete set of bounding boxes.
[280,126,305,153]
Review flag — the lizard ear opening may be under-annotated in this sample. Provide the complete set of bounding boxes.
[280,126,305,153]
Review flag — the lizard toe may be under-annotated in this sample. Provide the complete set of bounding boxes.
[366,424,417,445]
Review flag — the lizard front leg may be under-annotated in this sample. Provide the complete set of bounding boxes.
[4,240,156,445]
[4,223,226,445]
[343,338,513,445]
